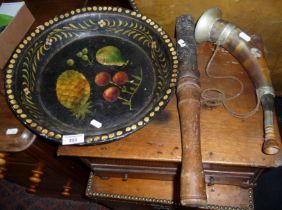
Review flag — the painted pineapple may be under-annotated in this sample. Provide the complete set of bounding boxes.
[56,70,91,119]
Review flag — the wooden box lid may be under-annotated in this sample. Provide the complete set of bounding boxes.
[58,43,282,168]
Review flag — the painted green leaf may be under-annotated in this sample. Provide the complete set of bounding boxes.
[96,46,128,66]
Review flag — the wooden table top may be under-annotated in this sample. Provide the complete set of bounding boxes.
[58,43,282,167]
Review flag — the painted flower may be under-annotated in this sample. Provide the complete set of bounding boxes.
[23,87,30,95]
[98,19,106,28]
[151,41,157,49]
[45,38,53,46]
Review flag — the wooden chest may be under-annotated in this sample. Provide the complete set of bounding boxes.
[58,43,282,209]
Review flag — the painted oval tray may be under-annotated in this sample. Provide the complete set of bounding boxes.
[5,7,178,145]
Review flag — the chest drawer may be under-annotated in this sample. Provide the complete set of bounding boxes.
[86,172,253,209]
[83,158,262,188]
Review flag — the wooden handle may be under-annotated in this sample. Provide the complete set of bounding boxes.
[178,83,207,206]
[176,15,207,207]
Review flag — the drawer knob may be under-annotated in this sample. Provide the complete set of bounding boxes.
[122,173,128,181]
[207,176,215,186]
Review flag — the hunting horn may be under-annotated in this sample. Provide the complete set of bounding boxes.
[195,8,280,155]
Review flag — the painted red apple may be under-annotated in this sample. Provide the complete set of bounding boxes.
[103,86,120,102]
[112,71,128,85]
[95,71,111,86]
